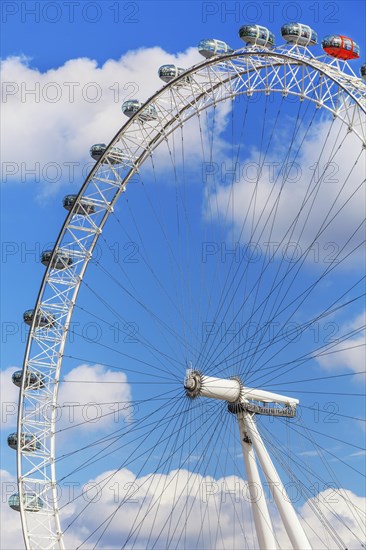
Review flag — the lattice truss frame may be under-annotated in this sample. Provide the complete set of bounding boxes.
[16,45,366,549]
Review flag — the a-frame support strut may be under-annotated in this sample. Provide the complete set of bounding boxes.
[184,369,312,550]
[237,410,277,549]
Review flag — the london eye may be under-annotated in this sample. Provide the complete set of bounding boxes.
[8,22,366,549]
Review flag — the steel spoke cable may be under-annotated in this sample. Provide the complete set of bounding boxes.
[62,396,219,518]
[195,95,291,373]
[243,142,364,381]
[289,415,366,536]
[120,172,201,358]
[148,404,228,549]
[143,383,196,550]
[63,393,193,534]
[206,122,359,379]
[279,420,365,478]
[76,278,188,380]
[138,136,213,361]
[127,402,212,541]
[224,93,272,383]
[63,325,181,382]
[56,391,189,479]
[74,398,225,547]
[55,396,183,462]
[300,404,365,423]
[210,285,365,378]
[243,170,365,380]
[61,379,175,384]
[171,410,253,550]
[194,104,230,369]
[55,407,175,467]
[266,370,366,386]
[227,94,271,383]
[208,231,362,386]
[81,263,197,373]
[241,112,341,379]
[92,387,191,549]
[246,318,366,388]
[203,125,362,379]
[241,232,365,386]
[145,405,236,550]
[260,423,353,549]
[244,290,365,381]
[73,297,187,377]
[201,93,252,381]
[126,398,223,548]
[248,316,366,389]
[204,96,314,369]
[258,421,345,548]
[63,354,179,381]
[199,409,279,550]
[201,99,317,375]
[135,389,213,549]
[95,215,203,364]
[263,417,365,545]
[236,101,323,379]
[261,433,343,549]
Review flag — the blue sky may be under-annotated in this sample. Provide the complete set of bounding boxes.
[1,1,366,548]
[1,1,365,67]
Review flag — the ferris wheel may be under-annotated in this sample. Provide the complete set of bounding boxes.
[7,22,366,549]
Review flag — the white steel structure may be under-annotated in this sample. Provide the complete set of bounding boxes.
[184,369,311,549]
[10,24,366,550]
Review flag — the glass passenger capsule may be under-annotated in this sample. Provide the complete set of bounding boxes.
[63,194,97,215]
[41,249,73,270]
[90,143,106,161]
[239,25,275,47]
[90,143,125,164]
[198,39,233,59]
[158,65,190,84]
[7,433,41,452]
[23,309,55,328]
[322,35,360,60]
[360,63,366,81]
[121,100,158,121]
[12,370,45,389]
[281,23,317,46]
[9,493,43,513]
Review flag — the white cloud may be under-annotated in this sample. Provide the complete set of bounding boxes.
[56,468,365,550]
[0,366,20,430]
[1,47,202,195]
[316,310,365,374]
[1,363,132,434]
[0,362,133,468]
[0,470,24,550]
[206,116,365,267]
[146,98,233,180]
[301,488,366,549]
[298,450,320,457]
[348,450,366,458]
[60,469,259,549]
[57,363,133,432]
[1,464,364,549]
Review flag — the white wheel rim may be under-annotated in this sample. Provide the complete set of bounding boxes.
[16,46,366,549]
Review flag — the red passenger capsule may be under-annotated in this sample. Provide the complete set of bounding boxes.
[322,35,360,60]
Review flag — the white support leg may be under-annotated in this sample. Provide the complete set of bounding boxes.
[184,370,311,549]
[244,413,312,550]
[237,411,277,550]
